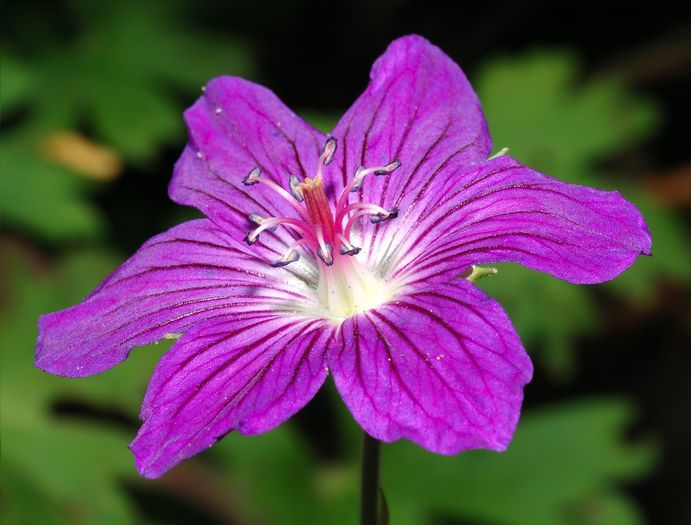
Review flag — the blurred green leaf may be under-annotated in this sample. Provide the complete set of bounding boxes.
[213,409,358,525]
[383,399,654,525]
[2,0,254,242]
[480,265,597,378]
[478,52,657,177]
[0,53,34,113]
[0,243,166,525]
[7,0,253,162]
[212,394,653,525]
[0,133,104,242]
[1,465,74,525]
[476,51,690,378]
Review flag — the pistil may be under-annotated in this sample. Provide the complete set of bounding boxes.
[300,177,336,242]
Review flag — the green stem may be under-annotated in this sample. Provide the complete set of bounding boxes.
[359,431,381,525]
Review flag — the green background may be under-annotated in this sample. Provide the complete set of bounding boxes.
[2,1,689,524]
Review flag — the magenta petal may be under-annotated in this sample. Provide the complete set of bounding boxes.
[35,219,313,377]
[131,315,334,478]
[392,156,652,286]
[330,35,491,261]
[170,76,326,251]
[329,279,532,454]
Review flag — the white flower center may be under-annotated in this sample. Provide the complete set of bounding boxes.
[315,255,393,322]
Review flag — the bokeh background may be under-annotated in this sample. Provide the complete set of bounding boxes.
[1,1,689,524]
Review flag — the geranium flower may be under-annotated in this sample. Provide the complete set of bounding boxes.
[35,35,651,478]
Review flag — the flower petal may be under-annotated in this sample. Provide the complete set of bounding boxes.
[328,279,532,454]
[390,156,652,286]
[329,35,491,263]
[170,76,326,253]
[131,315,334,478]
[35,219,316,377]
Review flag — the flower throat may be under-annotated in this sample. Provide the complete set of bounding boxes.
[242,137,400,320]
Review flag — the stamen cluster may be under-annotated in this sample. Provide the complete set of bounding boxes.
[242,138,400,268]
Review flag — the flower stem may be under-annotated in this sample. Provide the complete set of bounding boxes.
[360,431,382,525]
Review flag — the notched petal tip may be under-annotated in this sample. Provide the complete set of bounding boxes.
[405,155,655,286]
[637,213,653,257]
[131,450,160,480]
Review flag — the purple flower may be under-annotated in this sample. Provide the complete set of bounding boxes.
[35,35,651,478]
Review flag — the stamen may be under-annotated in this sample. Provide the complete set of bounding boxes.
[243,232,259,245]
[272,239,312,268]
[321,137,337,166]
[248,213,278,232]
[350,167,367,192]
[242,167,262,186]
[240,146,400,306]
[342,207,398,238]
[336,202,393,227]
[289,175,304,202]
[239,142,397,320]
[337,234,361,256]
[318,244,333,265]
[337,167,365,208]
[243,167,309,220]
[373,159,401,175]
[342,210,372,239]
[370,207,398,224]
[271,251,300,267]
[244,217,316,244]
[316,137,337,179]
[335,160,401,212]
[316,228,333,266]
